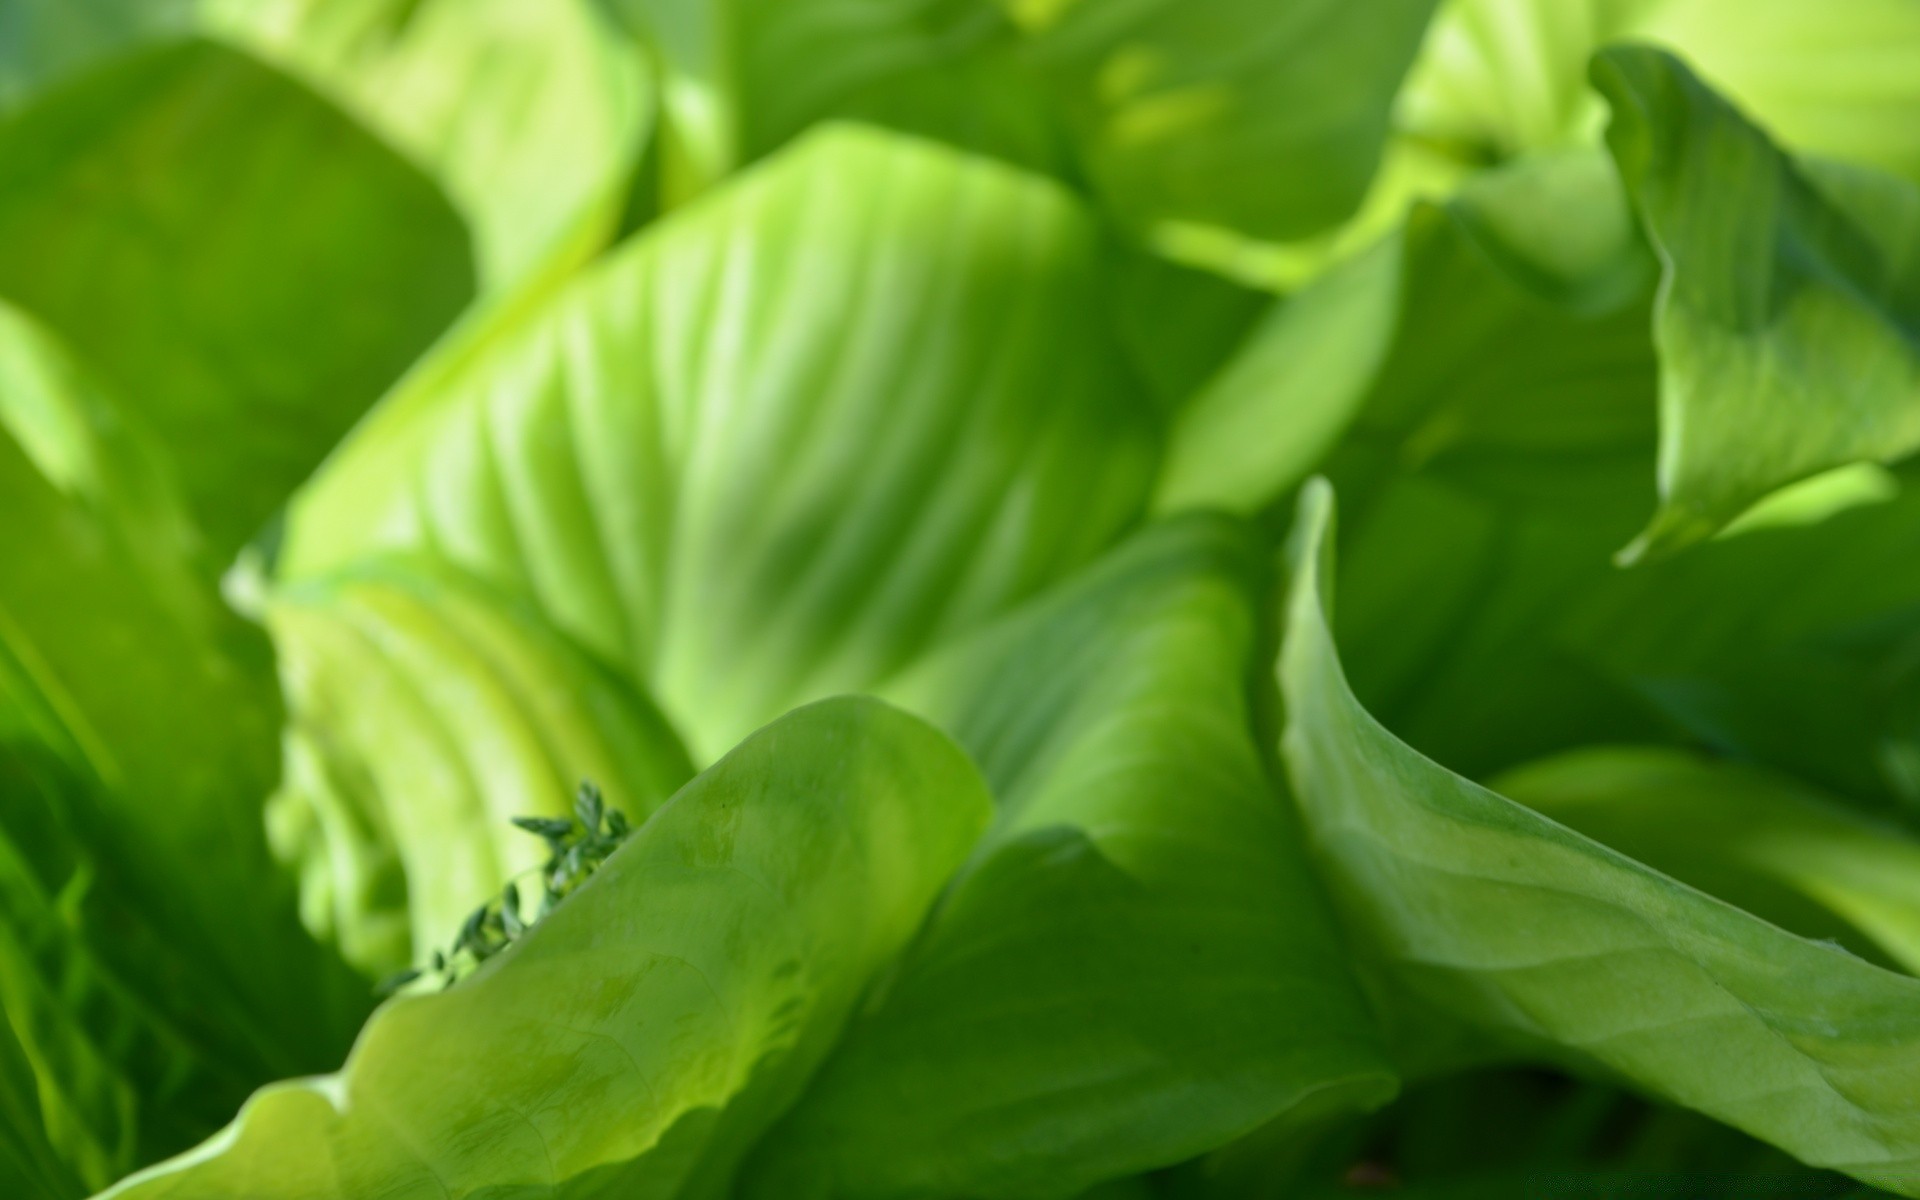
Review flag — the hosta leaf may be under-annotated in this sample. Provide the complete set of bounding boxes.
[1554,472,1920,817]
[1155,146,1653,519]
[0,422,367,1191]
[266,561,693,975]
[0,38,472,559]
[1400,0,1920,184]
[1004,0,1443,240]
[204,0,652,290]
[283,123,1159,763]
[1280,477,1920,1196]
[103,697,992,1200]
[747,518,1392,1199]
[598,0,1065,205]
[1596,47,1920,559]
[1497,748,1920,975]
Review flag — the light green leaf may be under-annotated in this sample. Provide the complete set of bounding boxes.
[203,0,652,291]
[103,696,993,1200]
[265,560,694,975]
[1497,748,1920,975]
[0,38,473,559]
[283,123,1160,763]
[1154,231,1403,516]
[747,518,1392,1199]
[1156,146,1652,519]
[1280,477,1920,1195]
[1596,46,1920,559]
[1400,0,1920,184]
[1005,0,1443,240]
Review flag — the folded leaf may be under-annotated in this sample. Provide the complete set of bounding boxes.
[266,561,694,975]
[1155,147,1653,519]
[0,747,255,1196]
[1399,0,1920,185]
[1595,46,1920,559]
[0,420,370,1086]
[102,696,993,1200]
[748,518,1392,1198]
[205,0,652,290]
[1004,0,1442,240]
[0,38,473,558]
[1539,473,1920,818]
[1280,477,1920,1195]
[598,0,1066,205]
[1497,748,1920,975]
[283,123,1159,763]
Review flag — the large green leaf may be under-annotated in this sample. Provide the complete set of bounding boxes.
[1003,0,1443,240]
[0,38,473,559]
[1497,748,1920,975]
[203,0,652,291]
[265,561,694,976]
[1158,149,1668,779]
[746,518,1392,1199]
[1400,0,1920,184]
[1596,46,1920,559]
[282,123,1160,763]
[102,696,993,1200]
[1155,146,1653,520]
[1280,477,1920,1195]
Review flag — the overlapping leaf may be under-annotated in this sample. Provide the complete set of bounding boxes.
[282,123,1160,763]
[266,561,694,975]
[1597,46,1920,558]
[747,518,1392,1198]
[1280,478,1920,1196]
[204,0,653,291]
[102,698,992,1200]
[0,38,473,559]
[1498,748,1920,974]
[1400,0,1920,183]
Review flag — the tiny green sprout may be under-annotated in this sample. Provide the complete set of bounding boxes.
[378,779,638,995]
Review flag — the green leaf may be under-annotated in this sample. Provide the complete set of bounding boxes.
[265,560,694,975]
[598,0,1066,205]
[747,518,1393,1198]
[1279,477,1920,1196]
[0,38,473,559]
[1155,146,1653,519]
[203,0,653,291]
[1400,0,1920,185]
[1004,0,1443,240]
[1595,46,1920,559]
[0,0,192,111]
[0,748,257,1196]
[1552,472,1920,817]
[1496,748,1920,975]
[0,418,365,1190]
[102,696,993,1200]
[282,123,1160,763]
